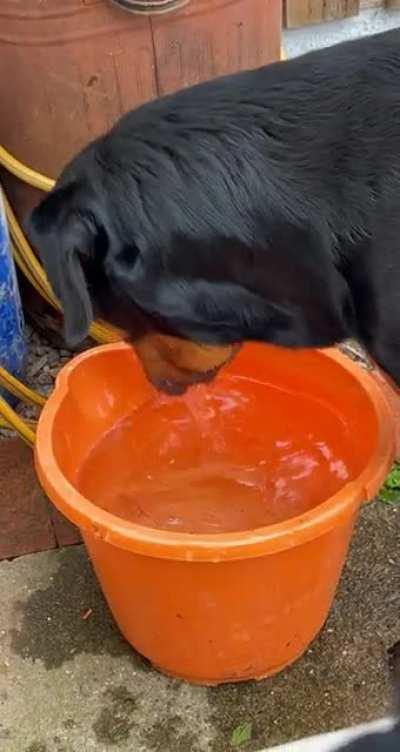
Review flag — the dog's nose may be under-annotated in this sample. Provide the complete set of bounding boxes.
[154,379,188,396]
[152,367,218,395]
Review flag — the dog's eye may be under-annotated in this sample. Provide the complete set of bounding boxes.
[117,244,140,268]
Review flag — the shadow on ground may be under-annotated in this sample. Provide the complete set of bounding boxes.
[10,545,150,672]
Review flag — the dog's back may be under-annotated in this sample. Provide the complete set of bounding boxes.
[58,27,400,265]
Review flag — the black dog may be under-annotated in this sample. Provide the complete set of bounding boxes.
[28,28,400,393]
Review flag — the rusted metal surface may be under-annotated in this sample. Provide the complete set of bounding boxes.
[0,0,281,218]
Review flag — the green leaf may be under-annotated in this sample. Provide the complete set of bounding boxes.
[378,461,400,504]
[379,486,400,505]
[231,721,252,747]
[384,466,400,489]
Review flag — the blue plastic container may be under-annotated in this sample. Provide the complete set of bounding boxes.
[0,191,26,402]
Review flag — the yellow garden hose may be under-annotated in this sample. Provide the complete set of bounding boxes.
[0,365,43,446]
[0,366,45,407]
[0,145,54,192]
[0,145,120,444]
[0,395,36,445]
[0,415,36,432]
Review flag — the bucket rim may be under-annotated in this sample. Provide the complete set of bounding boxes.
[35,343,395,562]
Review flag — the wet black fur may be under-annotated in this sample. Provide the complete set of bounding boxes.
[28,29,400,384]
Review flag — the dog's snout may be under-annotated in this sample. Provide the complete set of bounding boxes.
[151,367,219,395]
[154,379,188,396]
[133,332,241,396]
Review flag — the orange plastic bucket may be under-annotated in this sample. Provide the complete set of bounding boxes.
[35,343,394,685]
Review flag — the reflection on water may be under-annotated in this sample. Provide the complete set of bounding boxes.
[77,375,353,533]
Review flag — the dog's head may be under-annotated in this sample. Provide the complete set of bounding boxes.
[27,180,243,393]
[27,87,354,393]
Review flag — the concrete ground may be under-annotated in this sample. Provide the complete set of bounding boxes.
[1,501,399,752]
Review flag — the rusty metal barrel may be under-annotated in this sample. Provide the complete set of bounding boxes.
[0,0,281,218]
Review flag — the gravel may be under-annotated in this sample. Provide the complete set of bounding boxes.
[23,326,73,396]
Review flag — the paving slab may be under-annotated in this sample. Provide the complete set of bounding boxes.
[0,502,399,752]
[0,438,81,561]
[0,438,56,560]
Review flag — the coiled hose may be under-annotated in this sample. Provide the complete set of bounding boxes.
[0,145,121,445]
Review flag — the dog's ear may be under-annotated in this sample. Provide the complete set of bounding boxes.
[27,186,95,346]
